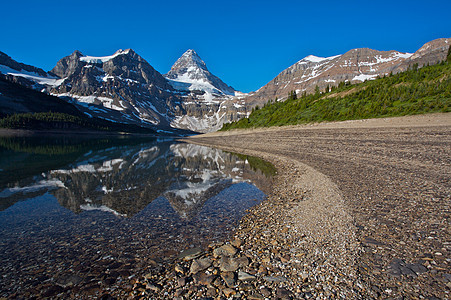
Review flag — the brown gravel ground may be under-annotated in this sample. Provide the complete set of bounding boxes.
[173,113,450,299]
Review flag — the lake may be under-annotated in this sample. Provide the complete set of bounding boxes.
[0,135,274,298]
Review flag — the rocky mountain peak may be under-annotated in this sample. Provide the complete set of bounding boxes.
[166,49,208,79]
[72,50,83,57]
[51,50,84,78]
[165,49,236,97]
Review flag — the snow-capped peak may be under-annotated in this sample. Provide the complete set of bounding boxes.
[299,54,341,64]
[79,49,132,64]
[165,49,236,97]
[171,49,208,72]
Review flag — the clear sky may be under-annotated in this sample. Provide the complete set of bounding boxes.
[1,0,450,92]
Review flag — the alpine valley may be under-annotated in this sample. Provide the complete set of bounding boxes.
[0,37,449,133]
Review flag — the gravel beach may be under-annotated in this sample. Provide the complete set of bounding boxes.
[144,113,450,299]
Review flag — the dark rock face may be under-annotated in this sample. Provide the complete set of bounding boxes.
[49,49,181,128]
[50,50,84,78]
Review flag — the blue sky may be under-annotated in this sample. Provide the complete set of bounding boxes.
[1,0,450,92]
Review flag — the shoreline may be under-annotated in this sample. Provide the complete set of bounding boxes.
[168,113,450,299]
[0,128,174,138]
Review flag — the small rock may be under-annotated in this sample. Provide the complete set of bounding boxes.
[206,287,217,297]
[408,263,427,275]
[193,272,216,286]
[212,276,222,287]
[276,287,292,299]
[213,244,237,257]
[174,264,185,274]
[258,265,268,275]
[146,283,161,292]
[208,242,224,249]
[190,258,212,274]
[177,277,187,287]
[221,271,237,287]
[236,256,250,268]
[174,289,185,297]
[56,274,83,288]
[248,294,264,300]
[263,276,288,283]
[262,257,271,264]
[222,288,236,297]
[260,287,272,297]
[238,271,256,281]
[219,256,240,272]
[178,247,202,260]
[231,238,242,248]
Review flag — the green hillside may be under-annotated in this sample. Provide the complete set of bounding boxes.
[221,55,451,131]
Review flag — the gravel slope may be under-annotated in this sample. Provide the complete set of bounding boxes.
[182,113,451,299]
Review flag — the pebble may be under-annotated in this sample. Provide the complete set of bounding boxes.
[219,256,240,272]
[263,275,288,282]
[213,244,237,257]
[238,271,256,281]
[179,247,202,260]
[221,271,237,287]
[190,257,212,274]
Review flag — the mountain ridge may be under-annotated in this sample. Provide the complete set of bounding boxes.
[0,37,449,133]
[241,38,450,108]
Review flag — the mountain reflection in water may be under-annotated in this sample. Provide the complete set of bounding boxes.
[0,137,274,219]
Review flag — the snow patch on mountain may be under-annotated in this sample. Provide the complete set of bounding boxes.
[352,74,379,82]
[57,93,125,111]
[0,64,65,87]
[167,71,226,97]
[299,54,341,64]
[79,49,131,64]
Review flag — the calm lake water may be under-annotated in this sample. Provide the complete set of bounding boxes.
[0,135,274,298]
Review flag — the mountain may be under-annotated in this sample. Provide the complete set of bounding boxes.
[165,49,236,97]
[240,38,451,108]
[1,37,449,133]
[222,50,451,130]
[164,49,248,132]
[49,49,181,129]
[0,48,244,133]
